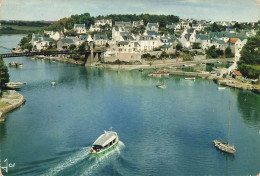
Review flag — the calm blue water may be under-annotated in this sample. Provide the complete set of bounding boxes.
[0,35,260,176]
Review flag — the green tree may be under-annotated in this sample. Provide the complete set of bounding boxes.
[160,51,169,59]
[192,42,201,49]
[20,34,32,46]
[212,22,220,32]
[176,43,183,50]
[78,42,86,51]
[237,31,260,78]
[0,56,10,90]
[206,46,218,58]
[69,44,77,50]
[225,47,234,58]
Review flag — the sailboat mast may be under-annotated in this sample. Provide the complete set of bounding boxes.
[227,103,231,144]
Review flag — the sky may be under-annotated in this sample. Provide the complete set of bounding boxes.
[0,0,259,22]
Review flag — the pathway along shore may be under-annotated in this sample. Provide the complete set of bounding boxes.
[0,90,26,121]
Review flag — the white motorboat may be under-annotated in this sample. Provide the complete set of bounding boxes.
[89,129,119,157]
[156,84,166,89]
[218,87,226,90]
[185,77,196,80]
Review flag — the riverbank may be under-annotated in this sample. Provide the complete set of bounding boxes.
[213,77,260,94]
[0,90,26,120]
[33,56,85,65]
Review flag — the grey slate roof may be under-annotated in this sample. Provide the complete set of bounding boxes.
[162,44,172,48]
[120,32,130,36]
[147,31,159,36]
[43,37,53,42]
[197,35,209,40]
[118,41,130,45]
[217,40,226,44]
[94,35,108,40]
[115,21,131,26]
[74,24,85,28]
[187,28,195,34]
[122,35,134,41]
[139,35,155,40]
[61,38,74,44]
[147,23,159,28]
[78,35,88,41]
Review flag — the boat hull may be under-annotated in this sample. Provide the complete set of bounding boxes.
[89,141,119,157]
[156,84,166,89]
[213,140,236,154]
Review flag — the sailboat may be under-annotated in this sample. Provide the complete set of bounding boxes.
[213,103,236,154]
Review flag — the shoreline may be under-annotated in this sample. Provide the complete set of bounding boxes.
[31,55,260,95]
[0,90,26,121]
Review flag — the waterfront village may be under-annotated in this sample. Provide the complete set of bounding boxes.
[0,14,260,121]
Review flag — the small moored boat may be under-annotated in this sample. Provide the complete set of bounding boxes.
[156,84,166,89]
[148,71,170,77]
[218,87,226,90]
[185,77,196,80]
[8,82,26,85]
[9,62,23,68]
[89,129,119,157]
[0,118,5,123]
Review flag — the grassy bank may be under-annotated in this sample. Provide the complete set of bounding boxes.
[0,24,43,34]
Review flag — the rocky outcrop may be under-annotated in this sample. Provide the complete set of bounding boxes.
[0,90,26,119]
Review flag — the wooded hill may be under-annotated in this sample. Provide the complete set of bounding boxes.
[45,13,179,31]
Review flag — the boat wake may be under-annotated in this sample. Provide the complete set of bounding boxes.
[42,141,125,176]
[79,141,125,176]
[42,147,91,176]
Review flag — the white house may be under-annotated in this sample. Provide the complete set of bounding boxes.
[166,23,181,31]
[180,28,196,48]
[146,23,159,32]
[44,31,61,41]
[94,19,112,27]
[138,35,162,52]
[132,20,144,27]
[181,21,189,29]
[192,24,204,31]
[234,38,247,62]
[195,35,211,50]
[31,34,53,51]
[74,24,86,34]
[117,41,141,53]
[94,34,108,46]
[89,24,101,32]
[112,27,134,42]
[57,38,74,50]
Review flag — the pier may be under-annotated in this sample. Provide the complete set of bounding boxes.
[0,49,105,65]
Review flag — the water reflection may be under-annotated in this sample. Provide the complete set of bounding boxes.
[0,123,6,139]
[236,91,260,129]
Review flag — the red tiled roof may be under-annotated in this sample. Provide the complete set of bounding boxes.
[228,38,239,44]
[233,71,242,76]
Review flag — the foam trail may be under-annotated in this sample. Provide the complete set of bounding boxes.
[43,147,91,176]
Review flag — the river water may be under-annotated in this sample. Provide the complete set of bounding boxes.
[0,35,260,176]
